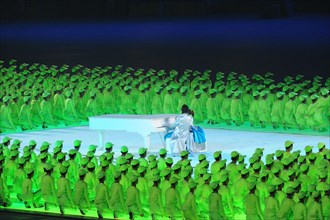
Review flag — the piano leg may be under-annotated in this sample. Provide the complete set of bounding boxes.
[143,134,151,151]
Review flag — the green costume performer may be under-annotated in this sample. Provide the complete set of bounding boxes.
[231,91,244,126]
[53,88,65,122]
[182,181,198,220]
[119,86,134,114]
[74,169,91,215]
[313,88,330,131]
[0,166,11,207]
[63,91,79,125]
[30,92,43,126]
[258,91,271,128]
[109,171,126,218]
[245,182,263,220]
[94,171,111,218]
[163,86,176,114]
[283,92,298,129]
[264,185,279,220]
[177,86,189,113]
[0,96,16,131]
[295,95,309,130]
[248,91,260,127]
[220,90,233,125]
[19,96,34,130]
[306,191,324,220]
[22,168,41,208]
[136,85,148,115]
[126,175,143,218]
[271,92,285,129]
[151,87,164,114]
[292,192,307,220]
[40,91,57,127]
[149,176,165,219]
[57,166,74,214]
[190,90,204,124]
[209,182,227,220]
[41,163,58,210]
[218,174,235,219]
[85,90,99,117]
[165,177,182,219]
[277,187,295,220]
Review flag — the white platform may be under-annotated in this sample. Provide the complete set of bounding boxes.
[1,126,328,167]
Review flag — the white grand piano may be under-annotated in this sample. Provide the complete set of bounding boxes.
[89,114,177,150]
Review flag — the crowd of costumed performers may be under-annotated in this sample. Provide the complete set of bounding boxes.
[0,59,329,134]
[0,137,329,219]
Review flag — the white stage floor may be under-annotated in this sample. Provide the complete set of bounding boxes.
[1,126,329,166]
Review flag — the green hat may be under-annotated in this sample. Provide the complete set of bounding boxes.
[312,191,321,199]
[305,145,313,153]
[114,171,121,179]
[241,169,250,175]
[275,150,283,157]
[138,147,147,155]
[249,156,258,165]
[86,151,94,158]
[23,151,31,158]
[42,91,50,98]
[55,140,63,148]
[29,140,37,146]
[121,146,128,153]
[119,164,128,172]
[286,187,295,194]
[194,90,202,96]
[100,160,108,167]
[53,146,61,154]
[282,158,291,166]
[97,171,105,180]
[200,160,209,168]
[285,140,293,148]
[170,177,179,184]
[210,181,219,190]
[18,157,26,164]
[130,174,139,183]
[26,168,34,175]
[308,153,317,160]
[153,176,160,182]
[13,139,22,145]
[209,89,217,95]
[73,140,82,147]
[68,149,76,155]
[81,157,89,166]
[180,151,189,157]
[161,168,171,177]
[188,181,197,189]
[318,170,327,179]
[219,174,228,183]
[166,158,173,164]
[300,164,309,173]
[202,173,211,181]
[268,185,276,193]
[125,153,133,160]
[317,142,325,150]
[316,183,330,191]
[159,148,167,155]
[149,161,158,169]
[276,91,285,98]
[182,159,192,167]
[77,169,87,176]
[88,144,97,152]
[266,157,274,165]
[10,150,19,157]
[213,151,222,159]
[198,154,206,161]
[248,182,256,190]
[59,165,68,174]
[252,162,261,170]
[105,142,114,149]
[181,170,190,178]
[2,96,10,103]
[231,151,239,158]
[44,163,53,171]
[87,162,95,169]
[172,164,181,171]
[138,166,147,174]
[40,152,49,160]
[148,154,157,162]
[272,177,284,186]
[2,136,12,143]
[10,144,20,151]
[131,159,139,166]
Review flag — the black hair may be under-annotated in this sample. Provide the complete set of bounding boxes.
[181,104,190,114]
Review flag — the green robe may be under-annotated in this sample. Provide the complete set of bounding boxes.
[0,105,16,131]
[191,98,204,124]
[206,97,218,121]
[40,100,56,126]
[126,186,143,215]
[63,98,79,125]
[271,99,285,125]
[163,94,175,114]
[151,94,164,114]
[19,103,34,130]
[182,191,198,220]
[149,186,164,217]
[165,187,182,218]
[277,197,294,220]
[258,99,271,124]
[231,98,244,123]
[209,192,227,220]
[245,193,263,220]
[264,196,279,220]
[283,100,297,128]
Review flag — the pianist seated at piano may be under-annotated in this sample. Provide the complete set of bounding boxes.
[165,104,206,155]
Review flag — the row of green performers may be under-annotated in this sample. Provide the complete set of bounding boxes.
[1,59,329,133]
[0,137,329,219]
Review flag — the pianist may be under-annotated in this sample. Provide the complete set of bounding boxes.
[166,105,194,154]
